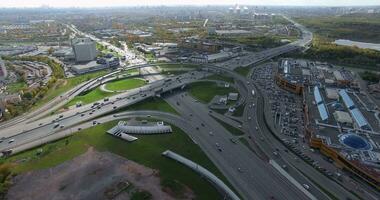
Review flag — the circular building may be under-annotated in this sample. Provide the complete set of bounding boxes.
[339,133,372,150]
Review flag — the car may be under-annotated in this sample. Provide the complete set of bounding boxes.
[81,113,85,117]
[201,123,205,127]
[60,125,65,128]
[302,184,310,190]
[53,123,60,128]
[237,167,243,173]
[209,131,214,136]
[113,106,117,109]
[78,128,82,131]
[39,123,43,126]
[8,139,15,144]
[93,121,97,125]
[147,115,151,117]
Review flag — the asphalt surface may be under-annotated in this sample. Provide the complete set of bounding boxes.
[165,92,311,200]
[0,71,210,150]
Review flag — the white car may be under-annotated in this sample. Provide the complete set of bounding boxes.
[8,139,15,144]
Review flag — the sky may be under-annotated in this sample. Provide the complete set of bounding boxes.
[0,0,379,8]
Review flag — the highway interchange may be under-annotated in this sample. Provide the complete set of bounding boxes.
[0,17,362,200]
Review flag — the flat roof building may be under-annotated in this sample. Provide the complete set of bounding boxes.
[333,111,353,124]
[228,93,239,101]
[72,37,97,63]
[71,61,107,74]
[326,88,339,99]
[339,89,355,110]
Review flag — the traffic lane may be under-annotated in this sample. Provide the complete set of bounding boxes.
[166,93,310,200]
[0,71,194,136]
[0,72,209,150]
[243,101,329,200]
[174,94,310,200]
[251,83,359,200]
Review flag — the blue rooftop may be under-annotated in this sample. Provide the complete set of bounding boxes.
[317,103,328,121]
[314,86,323,104]
[339,90,355,109]
[350,108,368,128]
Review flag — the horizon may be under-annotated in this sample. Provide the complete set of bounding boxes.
[1,0,380,8]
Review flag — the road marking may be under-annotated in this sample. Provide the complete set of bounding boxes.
[269,159,317,200]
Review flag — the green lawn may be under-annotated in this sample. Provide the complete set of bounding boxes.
[205,74,235,83]
[105,78,146,91]
[66,87,116,107]
[123,97,178,115]
[234,66,251,77]
[232,104,245,117]
[32,70,109,109]
[239,138,255,152]
[6,81,27,93]
[212,116,245,136]
[6,121,227,200]
[188,81,237,103]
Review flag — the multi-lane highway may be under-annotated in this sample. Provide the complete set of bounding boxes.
[0,71,210,149]
[165,91,314,200]
[0,16,334,200]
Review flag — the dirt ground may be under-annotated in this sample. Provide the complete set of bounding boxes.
[7,148,194,200]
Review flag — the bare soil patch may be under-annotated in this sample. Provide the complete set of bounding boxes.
[7,148,194,200]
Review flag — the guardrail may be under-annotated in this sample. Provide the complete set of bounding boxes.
[162,150,240,200]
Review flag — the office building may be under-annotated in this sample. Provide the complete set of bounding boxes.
[72,38,97,63]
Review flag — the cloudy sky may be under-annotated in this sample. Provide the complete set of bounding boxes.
[0,0,379,8]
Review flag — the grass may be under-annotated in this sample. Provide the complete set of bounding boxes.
[6,121,227,200]
[232,104,245,117]
[123,97,178,115]
[212,116,245,136]
[239,138,255,152]
[32,70,109,109]
[234,66,251,77]
[6,81,27,93]
[66,87,116,107]
[131,190,152,200]
[188,81,237,103]
[158,63,199,69]
[205,74,235,83]
[105,78,146,91]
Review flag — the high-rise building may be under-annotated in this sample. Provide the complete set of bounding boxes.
[71,38,97,63]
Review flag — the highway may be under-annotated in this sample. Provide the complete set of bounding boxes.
[0,16,341,200]
[165,91,312,200]
[0,71,209,149]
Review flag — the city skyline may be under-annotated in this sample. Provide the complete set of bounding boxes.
[1,0,380,8]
